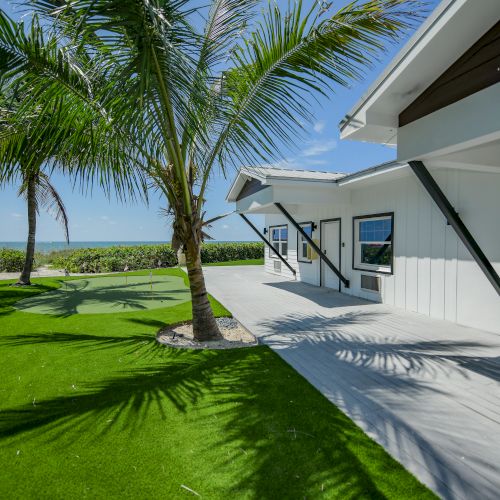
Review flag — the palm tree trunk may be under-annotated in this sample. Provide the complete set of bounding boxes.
[17,175,37,286]
[184,239,222,342]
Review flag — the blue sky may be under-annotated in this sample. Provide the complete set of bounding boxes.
[0,0,439,242]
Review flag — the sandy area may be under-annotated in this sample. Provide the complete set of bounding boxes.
[157,317,258,349]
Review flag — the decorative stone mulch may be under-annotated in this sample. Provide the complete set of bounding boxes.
[157,317,258,349]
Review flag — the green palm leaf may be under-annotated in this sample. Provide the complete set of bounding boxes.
[205,0,423,172]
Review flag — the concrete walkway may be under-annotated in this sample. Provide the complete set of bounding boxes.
[204,266,500,500]
[0,267,118,281]
[0,266,67,281]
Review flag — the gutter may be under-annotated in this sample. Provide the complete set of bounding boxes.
[337,161,407,185]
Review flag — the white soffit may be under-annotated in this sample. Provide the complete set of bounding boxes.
[339,0,500,145]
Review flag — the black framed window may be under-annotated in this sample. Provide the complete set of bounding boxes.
[353,213,393,274]
[269,225,288,258]
[297,222,313,263]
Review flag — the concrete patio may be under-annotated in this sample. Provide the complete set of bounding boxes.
[204,265,500,500]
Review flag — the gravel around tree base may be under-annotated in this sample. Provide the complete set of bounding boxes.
[157,317,258,349]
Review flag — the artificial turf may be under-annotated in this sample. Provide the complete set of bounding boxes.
[0,269,435,499]
[204,258,264,266]
[15,274,191,315]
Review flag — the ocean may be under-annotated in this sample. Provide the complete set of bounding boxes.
[0,241,257,253]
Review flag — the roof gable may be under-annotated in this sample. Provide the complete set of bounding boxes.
[226,166,346,202]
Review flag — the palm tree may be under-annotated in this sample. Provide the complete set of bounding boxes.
[0,12,146,285]
[0,91,69,284]
[13,169,69,286]
[11,0,423,339]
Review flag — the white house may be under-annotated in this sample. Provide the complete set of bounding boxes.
[227,0,500,335]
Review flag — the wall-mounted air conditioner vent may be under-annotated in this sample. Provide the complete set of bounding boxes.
[274,260,281,273]
[361,274,380,292]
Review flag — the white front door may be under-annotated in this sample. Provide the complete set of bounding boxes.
[321,219,341,290]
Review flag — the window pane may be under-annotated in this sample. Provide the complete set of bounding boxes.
[361,243,392,266]
[272,228,279,241]
[302,224,312,237]
[272,242,280,254]
[302,242,308,258]
[359,218,392,242]
[280,228,288,240]
[281,242,288,256]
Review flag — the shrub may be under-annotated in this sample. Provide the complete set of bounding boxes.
[0,248,25,272]
[52,245,178,273]
[200,242,264,263]
[47,242,264,273]
[35,248,75,266]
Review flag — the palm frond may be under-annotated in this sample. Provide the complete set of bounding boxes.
[0,9,150,202]
[205,0,424,174]
[35,171,70,243]
[200,0,260,70]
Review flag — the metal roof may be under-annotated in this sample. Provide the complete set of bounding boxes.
[240,166,346,182]
[227,162,410,202]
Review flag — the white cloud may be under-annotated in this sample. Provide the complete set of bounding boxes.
[302,139,337,157]
[255,138,336,170]
[306,159,328,166]
[11,213,22,218]
[101,215,116,225]
[262,158,301,170]
[258,155,330,171]
[313,120,326,134]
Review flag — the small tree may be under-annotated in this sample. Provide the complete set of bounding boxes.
[0,12,146,284]
[0,85,71,284]
[6,0,423,338]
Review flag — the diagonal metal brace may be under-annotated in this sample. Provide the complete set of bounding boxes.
[274,203,349,288]
[239,213,296,277]
[409,160,500,296]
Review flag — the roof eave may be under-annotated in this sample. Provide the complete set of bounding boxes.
[339,0,459,142]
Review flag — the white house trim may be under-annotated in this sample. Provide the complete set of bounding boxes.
[339,0,500,146]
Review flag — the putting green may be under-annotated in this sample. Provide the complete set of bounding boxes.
[14,275,191,315]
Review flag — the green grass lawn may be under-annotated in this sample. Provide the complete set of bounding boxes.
[204,258,264,266]
[0,269,434,499]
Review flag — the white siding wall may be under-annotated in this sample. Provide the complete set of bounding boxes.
[263,167,500,334]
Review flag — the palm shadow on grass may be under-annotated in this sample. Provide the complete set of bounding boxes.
[0,331,434,499]
[0,284,55,318]
[13,278,191,317]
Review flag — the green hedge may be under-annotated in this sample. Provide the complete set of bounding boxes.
[0,248,25,272]
[52,245,177,273]
[200,243,263,263]
[51,242,264,273]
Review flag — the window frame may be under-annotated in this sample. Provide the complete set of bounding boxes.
[268,224,288,259]
[352,212,394,275]
[297,221,314,264]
